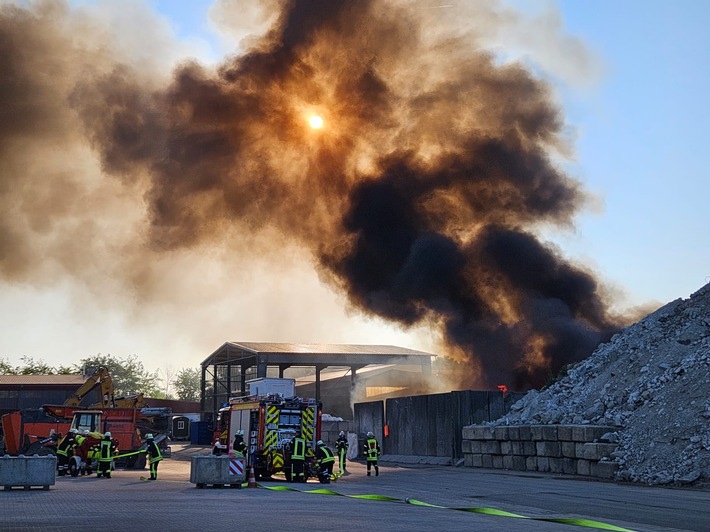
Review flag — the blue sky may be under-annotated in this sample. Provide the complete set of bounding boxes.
[553,0,710,307]
[1,0,708,375]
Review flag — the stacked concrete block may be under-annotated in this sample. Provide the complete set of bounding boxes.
[320,420,354,448]
[0,454,57,490]
[462,424,619,479]
[189,455,246,488]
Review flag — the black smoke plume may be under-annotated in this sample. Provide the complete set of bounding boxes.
[0,0,625,389]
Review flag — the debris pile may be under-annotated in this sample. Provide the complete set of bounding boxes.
[493,282,710,485]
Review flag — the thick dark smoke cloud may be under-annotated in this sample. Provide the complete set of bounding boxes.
[0,0,625,389]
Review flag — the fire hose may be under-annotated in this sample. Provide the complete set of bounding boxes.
[258,485,635,532]
[112,450,146,460]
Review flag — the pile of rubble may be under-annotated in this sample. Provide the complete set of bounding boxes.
[493,282,710,486]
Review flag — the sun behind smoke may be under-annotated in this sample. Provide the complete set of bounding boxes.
[308,115,324,129]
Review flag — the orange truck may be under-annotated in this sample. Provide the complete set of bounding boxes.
[1,405,168,468]
[1,367,168,467]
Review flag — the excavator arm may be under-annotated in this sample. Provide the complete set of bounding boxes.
[109,393,148,409]
[64,367,115,408]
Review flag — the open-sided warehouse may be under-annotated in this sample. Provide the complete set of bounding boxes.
[200,342,436,418]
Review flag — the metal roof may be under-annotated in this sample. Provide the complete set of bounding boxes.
[0,374,86,386]
[202,342,437,367]
[227,342,434,356]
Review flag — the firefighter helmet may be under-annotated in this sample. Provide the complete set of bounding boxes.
[236,430,244,436]
[367,431,374,438]
[146,433,154,440]
[339,431,345,437]
[69,428,78,434]
[104,432,111,438]
[317,440,324,446]
[83,430,90,435]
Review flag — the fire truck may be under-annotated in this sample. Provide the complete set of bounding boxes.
[212,379,322,480]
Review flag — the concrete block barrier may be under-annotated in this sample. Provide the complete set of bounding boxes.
[189,455,246,488]
[462,424,619,480]
[1,454,57,491]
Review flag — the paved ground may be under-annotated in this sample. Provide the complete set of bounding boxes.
[2,445,709,531]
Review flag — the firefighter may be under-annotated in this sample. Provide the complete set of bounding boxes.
[72,430,87,475]
[232,430,247,457]
[55,428,77,476]
[145,433,163,480]
[335,431,349,476]
[213,420,228,456]
[363,431,381,477]
[96,431,115,479]
[73,430,87,449]
[290,433,306,483]
[315,440,335,484]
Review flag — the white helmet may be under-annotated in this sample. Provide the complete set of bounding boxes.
[317,440,324,446]
[69,428,78,434]
[367,431,374,438]
[236,430,244,436]
[146,433,154,440]
[104,432,111,438]
[83,430,90,435]
[339,431,345,437]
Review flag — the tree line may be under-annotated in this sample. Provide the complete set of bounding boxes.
[0,354,202,402]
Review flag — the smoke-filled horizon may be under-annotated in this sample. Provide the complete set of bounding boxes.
[1,0,631,389]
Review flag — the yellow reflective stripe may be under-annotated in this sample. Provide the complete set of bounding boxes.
[272,453,284,469]
[266,406,279,425]
[301,407,314,442]
[292,438,306,459]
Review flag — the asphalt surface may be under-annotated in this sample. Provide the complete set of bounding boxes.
[2,444,709,532]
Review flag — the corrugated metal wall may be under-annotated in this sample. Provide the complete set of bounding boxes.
[353,400,385,458]
[355,390,526,460]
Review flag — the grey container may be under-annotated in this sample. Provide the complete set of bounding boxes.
[189,455,246,488]
[1,454,57,490]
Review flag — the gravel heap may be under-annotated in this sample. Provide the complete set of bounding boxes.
[492,282,710,486]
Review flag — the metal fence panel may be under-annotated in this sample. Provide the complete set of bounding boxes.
[360,390,528,459]
[353,400,385,458]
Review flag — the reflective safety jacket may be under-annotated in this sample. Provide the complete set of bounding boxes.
[335,436,348,452]
[146,439,163,464]
[73,435,86,449]
[99,439,113,463]
[364,438,380,461]
[232,435,248,457]
[56,434,75,457]
[291,437,306,460]
[315,444,335,465]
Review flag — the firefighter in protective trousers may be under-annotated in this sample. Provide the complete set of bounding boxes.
[97,432,115,478]
[145,433,163,480]
[335,431,348,476]
[290,434,307,482]
[55,428,77,476]
[315,440,335,483]
[363,431,381,476]
[232,430,247,457]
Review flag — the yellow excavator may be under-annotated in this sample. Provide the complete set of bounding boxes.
[64,367,148,409]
